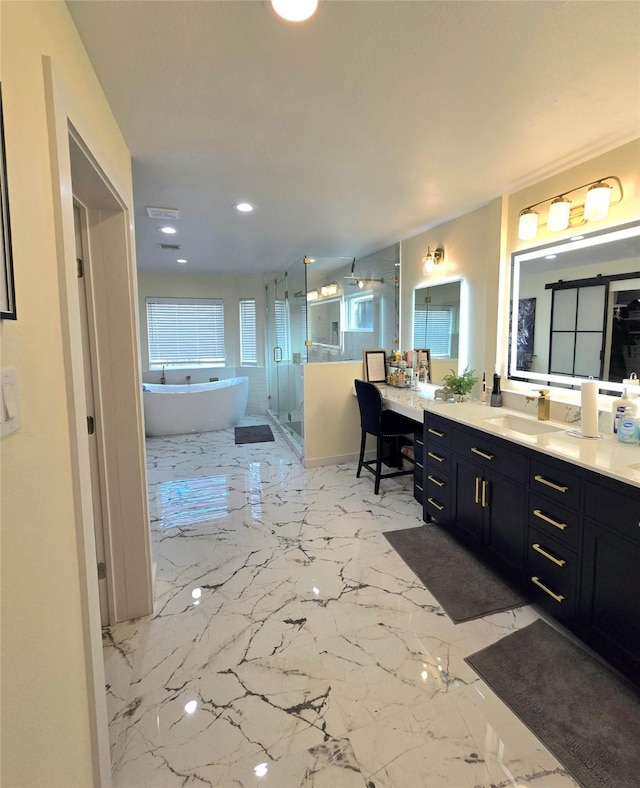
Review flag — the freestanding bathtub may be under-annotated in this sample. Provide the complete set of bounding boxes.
[143,377,249,437]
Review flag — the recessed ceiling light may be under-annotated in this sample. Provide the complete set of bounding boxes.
[570,235,585,241]
[271,0,318,22]
[234,202,254,213]
[177,259,187,264]
[545,254,557,260]
[160,226,177,234]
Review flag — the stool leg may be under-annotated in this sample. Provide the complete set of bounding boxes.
[374,435,383,494]
[356,429,366,478]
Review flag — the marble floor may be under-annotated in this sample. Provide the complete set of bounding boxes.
[103,417,578,788]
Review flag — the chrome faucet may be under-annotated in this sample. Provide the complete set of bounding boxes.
[160,366,166,385]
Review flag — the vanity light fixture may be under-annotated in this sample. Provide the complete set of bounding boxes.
[306,289,319,301]
[422,245,445,274]
[320,282,338,297]
[518,175,623,241]
[271,0,318,22]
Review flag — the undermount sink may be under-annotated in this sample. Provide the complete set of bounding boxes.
[483,414,564,436]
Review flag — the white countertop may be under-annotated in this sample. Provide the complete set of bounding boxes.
[378,384,640,488]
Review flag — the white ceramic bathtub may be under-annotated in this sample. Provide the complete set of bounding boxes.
[143,377,249,437]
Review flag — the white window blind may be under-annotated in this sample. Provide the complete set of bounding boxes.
[413,307,453,358]
[239,298,257,366]
[146,297,225,367]
[275,298,291,361]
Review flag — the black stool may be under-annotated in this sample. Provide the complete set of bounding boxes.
[354,379,417,494]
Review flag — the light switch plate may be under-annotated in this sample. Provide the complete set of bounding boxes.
[1,367,20,437]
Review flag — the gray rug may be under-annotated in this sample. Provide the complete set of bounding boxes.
[383,524,528,622]
[466,618,640,788]
[234,425,274,444]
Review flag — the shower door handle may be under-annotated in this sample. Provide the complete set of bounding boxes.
[273,346,283,363]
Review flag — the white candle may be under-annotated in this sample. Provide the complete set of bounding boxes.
[581,380,599,438]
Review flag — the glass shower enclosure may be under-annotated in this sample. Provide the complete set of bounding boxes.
[265,256,308,450]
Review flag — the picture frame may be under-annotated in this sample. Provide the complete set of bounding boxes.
[363,349,387,383]
[413,348,432,382]
[0,84,16,320]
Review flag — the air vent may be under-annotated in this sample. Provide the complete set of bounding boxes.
[146,206,180,220]
[159,243,181,251]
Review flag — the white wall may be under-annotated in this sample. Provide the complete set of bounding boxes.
[400,199,505,392]
[1,2,139,785]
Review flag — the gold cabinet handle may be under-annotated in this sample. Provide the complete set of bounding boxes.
[534,474,569,493]
[427,474,444,488]
[532,543,566,567]
[475,476,480,504]
[533,509,567,531]
[531,576,564,603]
[428,428,445,438]
[427,451,445,463]
[481,479,489,508]
[471,447,494,461]
[427,497,445,511]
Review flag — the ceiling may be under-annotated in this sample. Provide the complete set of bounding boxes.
[66,0,640,276]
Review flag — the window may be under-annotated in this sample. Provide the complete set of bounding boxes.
[146,297,225,368]
[413,306,454,358]
[239,298,257,366]
[345,292,373,331]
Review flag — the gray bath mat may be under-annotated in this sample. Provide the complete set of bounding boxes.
[383,524,528,622]
[234,425,274,444]
[465,618,640,787]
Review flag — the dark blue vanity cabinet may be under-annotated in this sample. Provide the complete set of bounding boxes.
[420,410,640,686]
[450,424,528,581]
[422,413,453,526]
[580,474,640,684]
[413,430,424,505]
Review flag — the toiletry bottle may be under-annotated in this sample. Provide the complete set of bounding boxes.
[612,388,635,434]
[490,374,502,407]
[616,406,638,445]
[481,372,487,403]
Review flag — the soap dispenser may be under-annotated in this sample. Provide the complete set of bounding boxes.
[490,374,503,407]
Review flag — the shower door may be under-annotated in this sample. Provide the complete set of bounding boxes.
[265,260,308,448]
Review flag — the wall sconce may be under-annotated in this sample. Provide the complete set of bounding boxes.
[518,175,623,241]
[306,290,319,301]
[422,246,445,274]
[320,282,338,297]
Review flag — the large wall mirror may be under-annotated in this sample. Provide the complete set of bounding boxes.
[413,279,461,361]
[509,220,640,390]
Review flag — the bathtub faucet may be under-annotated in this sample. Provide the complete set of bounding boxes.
[160,366,166,385]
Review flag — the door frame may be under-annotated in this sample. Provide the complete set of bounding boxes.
[43,55,154,786]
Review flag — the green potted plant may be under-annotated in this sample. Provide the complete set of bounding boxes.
[441,366,479,401]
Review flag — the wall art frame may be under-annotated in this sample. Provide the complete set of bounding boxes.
[363,349,387,382]
[0,84,16,320]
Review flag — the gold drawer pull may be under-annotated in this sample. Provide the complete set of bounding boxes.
[471,447,494,461]
[475,476,480,504]
[481,479,488,509]
[531,576,564,603]
[534,474,569,493]
[533,509,567,531]
[427,474,444,488]
[532,543,566,567]
[427,497,445,511]
[428,428,445,438]
[427,451,445,463]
